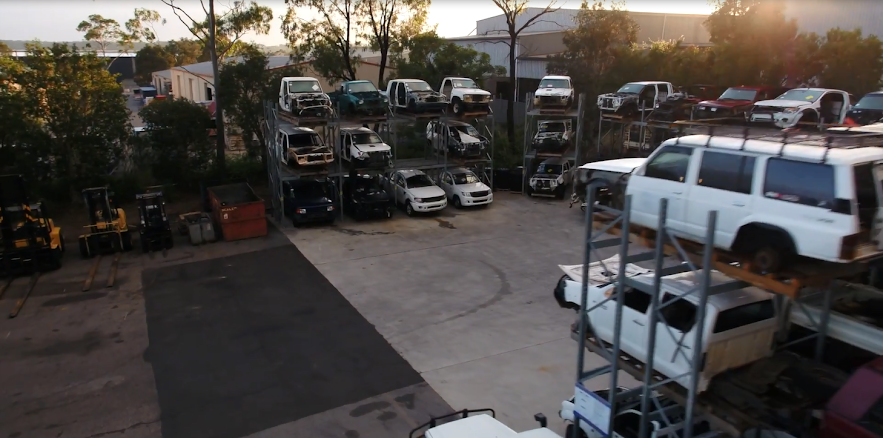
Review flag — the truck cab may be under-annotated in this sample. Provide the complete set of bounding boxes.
[278,77,332,118]
[277,123,333,167]
[439,77,492,115]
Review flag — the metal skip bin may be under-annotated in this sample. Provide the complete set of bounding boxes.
[208,183,267,241]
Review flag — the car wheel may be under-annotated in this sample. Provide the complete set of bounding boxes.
[405,201,415,217]
[452,98,463,115]
[753,246,784,273]
[386,208,393,219]
[453,196,462,209]
[565,424,588,438]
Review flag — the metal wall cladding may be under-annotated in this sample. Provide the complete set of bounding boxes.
[209,183,268,241]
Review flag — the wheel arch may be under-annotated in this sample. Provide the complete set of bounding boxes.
[733,222,799,255]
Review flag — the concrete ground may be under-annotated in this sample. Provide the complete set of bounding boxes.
[0,192,640,438]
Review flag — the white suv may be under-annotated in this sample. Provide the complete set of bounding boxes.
[625,134,883,272]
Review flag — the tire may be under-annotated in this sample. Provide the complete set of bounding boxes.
[735,226,794,273]
[753,246,784,273]
[526,186,533,197]
[453,196,462,209]
[452,98,463,115]
[58,232,66,253]
[405,201,415,217]
[565,424,588,438]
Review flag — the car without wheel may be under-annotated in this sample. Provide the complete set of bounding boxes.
[693,86,787,120]
[528,157,573,199]
[439,76,493,115]
[433,167,493,208]
[624,134,883,273]
[845,91,883,126]
[426,120,488,158]
[382,169,447,216]
[385,79,448,113]
[342,172,394,220]
[570,158,646,211]
[534,75,575,109]
[747,88,851,128]
[338,127,392,169]
[532,119,573,153]
[277,123,334,167]
[597,81,674,117]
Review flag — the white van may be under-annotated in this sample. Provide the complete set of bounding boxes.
[625,134,883,272]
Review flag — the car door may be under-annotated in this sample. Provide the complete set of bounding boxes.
[653,292,700,383]
[394,173,407,203]
[626,145,694,232]
[685,150,756,247]
[437,172,453,198]
[655,84,669,108]
[589,286,650,362]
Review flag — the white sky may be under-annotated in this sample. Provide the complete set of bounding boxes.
[0,1,715,45]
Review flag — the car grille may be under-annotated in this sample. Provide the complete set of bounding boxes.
[298,98,328,107]
[536,179,554,188]
[422,195,445,203]
[423,96,441,103]
[600,97,615,109]
[364,152,389,166]
[539,96,563,105]
[471,190,489,197]
[307,154,328,162]
[471,94,491,103]
[306,210,329,219]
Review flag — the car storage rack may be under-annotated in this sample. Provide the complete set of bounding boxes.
[521,92,587,193]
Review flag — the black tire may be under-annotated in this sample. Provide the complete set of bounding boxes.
[735,226,794,273]
[385,208,393,219]
[753,246,785,273]
[405,201,415,217]
[565,424,588,438]
[453,196,462,209]
[348,103,355,115]
[58,232,66,253]
[452,98,463,115]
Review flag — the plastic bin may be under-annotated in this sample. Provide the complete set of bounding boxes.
[199,215,217,243]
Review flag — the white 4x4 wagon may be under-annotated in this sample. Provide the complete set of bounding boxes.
[625,134,883,272]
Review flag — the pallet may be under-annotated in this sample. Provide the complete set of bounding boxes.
[592,212,866,299]
[453,110,492,120]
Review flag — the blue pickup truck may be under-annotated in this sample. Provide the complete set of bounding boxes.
[327,80,388,116]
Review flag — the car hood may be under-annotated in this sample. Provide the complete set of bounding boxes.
[293,92,329,99]
[697,99,753,108]
[354,143,392,153]
[352,190,389,203]
[533,173,562,180]
[598,92,638,98]
[352,91,383,99]
[454,182,490,192]
[536,88,572,96]
[753,99,811,109]
[458,133,485,144]
[457,87,491,96]
[409,186,446,198]
[846,108,883,124]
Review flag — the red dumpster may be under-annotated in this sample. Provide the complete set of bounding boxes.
[208,183,267,241]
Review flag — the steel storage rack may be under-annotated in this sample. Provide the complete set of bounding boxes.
[567,130,883,438]
[521,92,587,194]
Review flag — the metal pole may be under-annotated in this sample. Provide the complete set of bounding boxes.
[684,210,717,438]
[490,113,495,190]
[607,195,632,433]
[576,185,596,381]
[596,110,602,157]
[639,198,668,438]
[815,285,833,361]
[574,93,585,166]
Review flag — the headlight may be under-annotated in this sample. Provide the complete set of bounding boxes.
[460,191,468,197]
[783,107,798,113]
[382,96,388,102]
[327,205,335,211]
[560,95,568,100]
[358,100,364,105]
[464,95,473,102]
[413,197,423,203]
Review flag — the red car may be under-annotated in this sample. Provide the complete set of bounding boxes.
[692,86,789,120]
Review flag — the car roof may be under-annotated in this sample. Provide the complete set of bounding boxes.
[542,75,570,80]
[627,81,668,85]
[447,77,474,81]
[346,80,371,83]
[660,134,883,166]
[398,169,427,178]
[445,167,471,174]
[283,76,319,81]
[541,157,568,165]
[539,119,568,124]
[580,158,647,173]
[631,270,773,311]
[861,91,883,96]
[397,79,428,83]
[341,127,374,133]
[279,123,317,134]
[782,87,842,93]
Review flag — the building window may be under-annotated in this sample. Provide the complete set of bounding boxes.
[189,78,195,100]
[206,86,213,101]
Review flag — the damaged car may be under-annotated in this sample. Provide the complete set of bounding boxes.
[426,120,488,158]
[747,87,851,128]
[533,75,574,110]
[845,91,883,125]
[278,76,332,118]
[385,79,448,113]
[527,157,573,199]
[647,85,724,122]
[692,86,786,120]
[328,80,388,117]
[531,119,572,153]
[342,172,394,220]
[277,123,334,167]
[597,81,674,117]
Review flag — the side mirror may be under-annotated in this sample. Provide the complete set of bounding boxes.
[533,413,547,428]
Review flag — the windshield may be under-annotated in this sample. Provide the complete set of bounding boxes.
[407,81,433,91]
[452,171,480,185]
[536,163,563,175]
[288,133,322,147]
[452,78,477,88]
[776,89,821,102]
[539,122,567,133]
[293,182,330,199]
[406,174,435,188]
[348,82,377,93]
[540,78,570,88]
[616,83,645,94]
[717,88,758,101]
[453,125,480,137]
[854,94,883,110]
[352,132,383,145]
[353,178,382,195]
[288,80,322,93]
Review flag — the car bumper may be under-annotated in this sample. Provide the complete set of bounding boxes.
[553,275,569,308]
[530,185,559,194]
[750,111,799,128]
[294,154,334,166]
[353,203,393,218]
[462,102,491,110]
[292,211,335,223]
[534,96,570,107]
[413,200,447,212]
[461,194,493,206]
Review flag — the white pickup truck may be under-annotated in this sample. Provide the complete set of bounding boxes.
[417,411,561,438]
[438,76,493,115]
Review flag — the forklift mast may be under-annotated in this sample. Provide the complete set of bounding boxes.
[0,175,43,250]
[82,187,120,228]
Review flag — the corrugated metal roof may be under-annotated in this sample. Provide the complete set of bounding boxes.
[8,50,136,58]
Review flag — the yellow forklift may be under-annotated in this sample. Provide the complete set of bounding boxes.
[78,187,133,258]
[0,174,65,277]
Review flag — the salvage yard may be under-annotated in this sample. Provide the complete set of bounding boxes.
[0,193,635,438]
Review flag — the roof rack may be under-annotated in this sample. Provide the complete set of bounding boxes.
[674,124,883,149]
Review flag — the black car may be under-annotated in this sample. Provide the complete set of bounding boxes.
[846,92,883,125]
[342,173,394,220]
[282,178,337,225]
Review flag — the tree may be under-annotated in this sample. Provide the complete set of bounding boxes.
[161,0,274,172]
[489,0,560,145]
[76,14,125,67]
[166,38,205,65]
[219,50,302,159]
[817,28,883,96]
[13,44,130,196]
[704,0,798,86]
[0,41,11,56]
[359,0,430,87]
[547,1,638,118]
[135,45,175,84]
[282,0,362,83]
[138,98,214,183]
[394,32,504,90]
[120,8,166,51]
